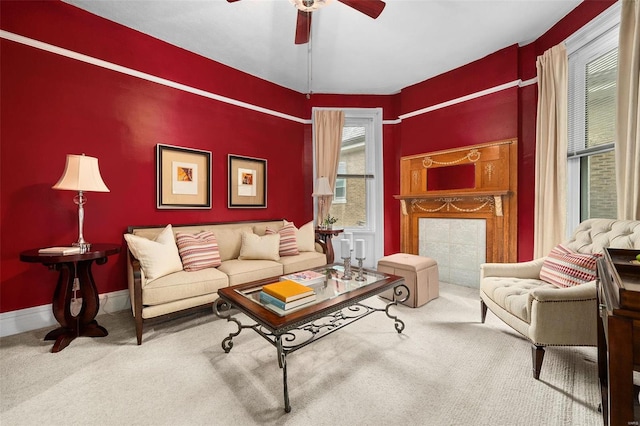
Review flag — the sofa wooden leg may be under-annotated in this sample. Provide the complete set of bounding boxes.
[480,300,487,323]
[532,345,545,379]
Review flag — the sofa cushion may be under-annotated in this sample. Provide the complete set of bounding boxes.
[124,224,183,282]
[142,267,229,306]
[217,259,284,286]
[213,227,252,261]
[253,220,284,236]
[296,221,316,252]
[539,244,600,288]
[278,251,328,275]
[239,231,281,261]
[266,222,299,256]
[176,231,221,271]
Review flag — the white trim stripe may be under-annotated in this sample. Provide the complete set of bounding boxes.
[399,80,522,120]
[520,77,538,87]
[0,30,307,124]
[2,30,537,125]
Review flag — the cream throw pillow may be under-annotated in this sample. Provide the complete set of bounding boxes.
[124,224,183,282]
[239,231,281,261]
[296,221,316,252]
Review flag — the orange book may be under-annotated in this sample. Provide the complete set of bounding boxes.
[262,280,315,302]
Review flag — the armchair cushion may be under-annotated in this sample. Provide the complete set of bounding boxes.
[539,243,600,288]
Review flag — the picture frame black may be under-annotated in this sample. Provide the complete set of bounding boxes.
[156,144,212,209]
[228,154,267,208]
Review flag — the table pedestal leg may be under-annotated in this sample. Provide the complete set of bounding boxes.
[47,259,108,352]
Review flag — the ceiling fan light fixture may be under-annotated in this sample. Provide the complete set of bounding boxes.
[289,0,334,12]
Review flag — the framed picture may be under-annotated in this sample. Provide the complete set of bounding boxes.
[228,154,267,208]
[156,144,212,209]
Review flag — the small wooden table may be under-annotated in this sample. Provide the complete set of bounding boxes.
[314,227,343,264]
[20,244,120,352]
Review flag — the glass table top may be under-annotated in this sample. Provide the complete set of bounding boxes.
[235,265,389,316]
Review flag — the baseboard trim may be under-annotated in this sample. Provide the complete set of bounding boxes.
[0,290,130,338]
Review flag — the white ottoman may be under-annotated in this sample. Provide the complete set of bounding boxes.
[377,253,439,308]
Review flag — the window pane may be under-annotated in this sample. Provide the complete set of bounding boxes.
[329,126,367,228]
[580,150,617,220]
[585,48,617,149]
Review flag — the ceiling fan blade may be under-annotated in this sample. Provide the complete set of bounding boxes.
[338,0,385,19]
[226,0,242,2]
[295,10,312,45]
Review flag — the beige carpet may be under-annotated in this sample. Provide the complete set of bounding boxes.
[0,283,601,425]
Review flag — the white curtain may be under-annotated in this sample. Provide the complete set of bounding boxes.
[534,43,568,258]
[314,110,344,221]
[616,0,640,220]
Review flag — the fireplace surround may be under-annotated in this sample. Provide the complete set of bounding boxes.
[395,139,518,265]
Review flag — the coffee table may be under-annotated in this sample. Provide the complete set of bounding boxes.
[214,264,409,413]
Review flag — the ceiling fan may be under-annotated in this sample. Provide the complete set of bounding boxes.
[227,0,386,44]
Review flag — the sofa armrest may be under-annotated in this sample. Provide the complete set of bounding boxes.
[528,281,598,346]
[529,280,597,302]
[480,257,546,280]
[127,250,144,317]
[315,238,327,255]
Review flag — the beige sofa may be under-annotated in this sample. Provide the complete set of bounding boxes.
[480,218,640,379]
[125,219,327,344]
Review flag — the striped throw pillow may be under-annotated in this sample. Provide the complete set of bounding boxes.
[176,231,221,271]
[539,244,601,288]
[266,223,299,256]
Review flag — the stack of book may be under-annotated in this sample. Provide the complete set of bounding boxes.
[280,270,325,286]
[259,279,316,311]
[38,246,82,255]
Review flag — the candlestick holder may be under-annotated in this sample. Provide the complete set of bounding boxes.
[341,256,352,280]
[355,258,366,281]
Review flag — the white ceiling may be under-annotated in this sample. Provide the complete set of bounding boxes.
[63,0,582,95]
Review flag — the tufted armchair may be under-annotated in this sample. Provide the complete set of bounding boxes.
[480,218,640,379]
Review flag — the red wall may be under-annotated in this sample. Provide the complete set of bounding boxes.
[0,1,309,312]
[0,0,616,314]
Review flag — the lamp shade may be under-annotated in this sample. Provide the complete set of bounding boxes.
[52,154,110,192]
[312,177,333,196]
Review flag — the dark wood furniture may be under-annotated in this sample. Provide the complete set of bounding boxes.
[20,243,120,352]
[214,264,408,413]
[314,227,343,263]
[597,248,640,426]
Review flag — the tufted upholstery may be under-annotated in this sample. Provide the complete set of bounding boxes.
[480,218,640,379]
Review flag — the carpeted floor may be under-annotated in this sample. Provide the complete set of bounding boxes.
[0,282,602,425]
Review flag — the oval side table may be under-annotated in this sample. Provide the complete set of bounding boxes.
[20,243,121,352]
[314,228,343,264]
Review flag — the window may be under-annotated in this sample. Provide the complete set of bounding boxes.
[566,3,619,232]
[334,162,347,203]
[313,107,383,266]
[329,126,368,226]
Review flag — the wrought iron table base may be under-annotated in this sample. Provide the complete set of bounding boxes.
[214,283,410,413]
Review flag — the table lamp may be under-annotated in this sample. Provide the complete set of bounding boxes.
[312,176,333,228]
[52,154,110,253]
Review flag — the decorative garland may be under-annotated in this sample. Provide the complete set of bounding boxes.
[411,196,494,213]
[422,149,481,168]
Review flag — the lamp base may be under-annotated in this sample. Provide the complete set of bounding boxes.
[72,242,91,254]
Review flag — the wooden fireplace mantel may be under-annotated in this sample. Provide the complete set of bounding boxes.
[396,139,518,263]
